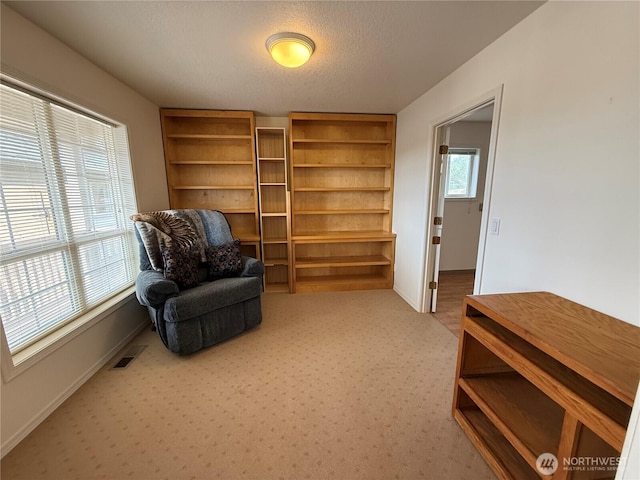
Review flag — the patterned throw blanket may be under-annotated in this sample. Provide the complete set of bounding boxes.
[131,209,233,271]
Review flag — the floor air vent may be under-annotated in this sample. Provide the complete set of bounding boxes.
[110,345,147,370]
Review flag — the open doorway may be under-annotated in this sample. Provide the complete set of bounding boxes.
[422,88,502,335]
[433,106,493,334]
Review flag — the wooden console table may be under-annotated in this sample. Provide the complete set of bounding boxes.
[452,292,640,479]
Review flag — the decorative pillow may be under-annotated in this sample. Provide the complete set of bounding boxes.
[206,239,243,279]
[161,248,200,289]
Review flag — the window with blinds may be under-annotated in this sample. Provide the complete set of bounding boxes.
[0,82,138,355]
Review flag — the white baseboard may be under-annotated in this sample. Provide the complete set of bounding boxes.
[1,320,149,457]
[393,285,422,313]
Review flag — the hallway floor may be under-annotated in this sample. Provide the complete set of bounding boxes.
[431,270,475,337]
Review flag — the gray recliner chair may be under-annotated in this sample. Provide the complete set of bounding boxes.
[132,209,264,355]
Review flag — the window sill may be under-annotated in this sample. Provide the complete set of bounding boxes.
[444,197,480,202]
[1,286,137,383]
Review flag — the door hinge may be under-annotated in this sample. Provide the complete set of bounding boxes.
[434,216,443,225]
[429,281,438,289]
[432,236,441,244]
[439,144,449,155]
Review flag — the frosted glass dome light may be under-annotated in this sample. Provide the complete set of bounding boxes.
[266,32,315,68]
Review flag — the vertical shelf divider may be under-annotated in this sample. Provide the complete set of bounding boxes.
[256,127,292,293]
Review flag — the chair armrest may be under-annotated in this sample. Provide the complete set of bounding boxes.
[135,270,179,307]
[240,256,264,278]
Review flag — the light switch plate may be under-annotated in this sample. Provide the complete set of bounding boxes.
[490,218,501,235]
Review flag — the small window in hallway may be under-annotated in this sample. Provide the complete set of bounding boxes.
[444,148,479,199]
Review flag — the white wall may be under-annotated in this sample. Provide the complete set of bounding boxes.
[256,116,288,128]
[393,1,639,327]
[0,4,168,454]
[393,4,639,477]
[440,121,491,271]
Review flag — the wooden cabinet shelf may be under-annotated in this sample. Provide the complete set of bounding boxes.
[167,134,252,140]
[292,163,390,168]
[261,212,287,217]
[467,313,630,450]
[295,255,391,268]
[264,282,289,293]
[294,209,389,215]
[172,185,254,190]
[262,237,287,244]
[460,374,564,469]
[169,160,254,165]
[294,187,390,192]
[453,292,640,480]
[161,109,260,259]
[263,257,288,266]
[292,234,395,293]
[289,112,396,293]
[292,230,396,241]
[291,138,391,145]
[295,273,392,292]
[458,409,539,480]
[256,127,292,293]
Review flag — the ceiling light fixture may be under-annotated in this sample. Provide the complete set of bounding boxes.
[266,32,315,68]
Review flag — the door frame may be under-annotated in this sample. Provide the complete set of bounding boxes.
[421,86,504,312]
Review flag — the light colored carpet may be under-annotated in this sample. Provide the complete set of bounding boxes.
[1,290,494,480]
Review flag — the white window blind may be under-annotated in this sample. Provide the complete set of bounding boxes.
[0,82,138,354]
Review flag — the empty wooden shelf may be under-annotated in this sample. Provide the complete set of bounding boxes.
[289,112,396,292]
[453,292,640,480]
[256,127,292,292]
[161,109,260,258]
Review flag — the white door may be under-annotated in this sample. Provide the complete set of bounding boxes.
[428,127,450,312]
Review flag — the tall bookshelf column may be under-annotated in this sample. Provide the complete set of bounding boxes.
[160,109,260,258]
[289,112,397,293]
[256,127,292,292]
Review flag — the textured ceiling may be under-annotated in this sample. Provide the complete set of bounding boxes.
[5,1,545,116]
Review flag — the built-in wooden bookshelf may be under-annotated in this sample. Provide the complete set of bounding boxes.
[453,292,640,480]
[160,109,260,258]
[289,112,396,292]
[256,127,291,292]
